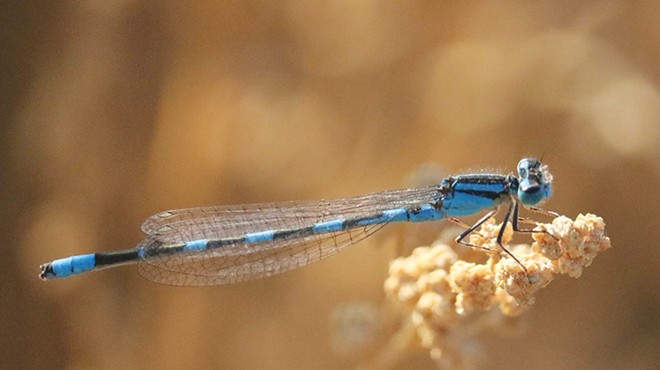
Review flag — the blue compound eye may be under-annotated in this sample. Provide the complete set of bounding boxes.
[517,159,529,178]
[517,157,540,179]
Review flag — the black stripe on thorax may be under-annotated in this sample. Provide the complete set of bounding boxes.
[451,174,508,184]
[454,188,505,200]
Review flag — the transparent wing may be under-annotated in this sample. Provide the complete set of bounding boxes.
[137,186,442,286]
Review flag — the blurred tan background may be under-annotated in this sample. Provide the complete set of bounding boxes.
[2,1,659,369]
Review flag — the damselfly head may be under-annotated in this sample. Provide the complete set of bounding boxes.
[516,158,553,205]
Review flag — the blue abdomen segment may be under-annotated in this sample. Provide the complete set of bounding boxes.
[312,218,346,233]
[50,253,96,278]
[183,239,208,250]
[245,230,275,243]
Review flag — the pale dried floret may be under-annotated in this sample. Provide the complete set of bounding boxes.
[449,261,496,314]
[496,253,555,306]
[533,214,611,278]
[385,244,459,308]
[413,292,455,337]
[417,269,453,299]
[468,218,514,251]
[385,256,425,306]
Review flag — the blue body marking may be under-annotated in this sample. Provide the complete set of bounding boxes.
[244,230,276,243]
[50,254,96,278]
[183,239,208,251]
[356,208,408,226]
[312,218,346,233]
[39,158,554,286]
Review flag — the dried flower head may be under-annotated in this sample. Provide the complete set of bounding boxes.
[383,213,610,368]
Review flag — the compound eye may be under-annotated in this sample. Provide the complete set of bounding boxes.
[517,159,530,178]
